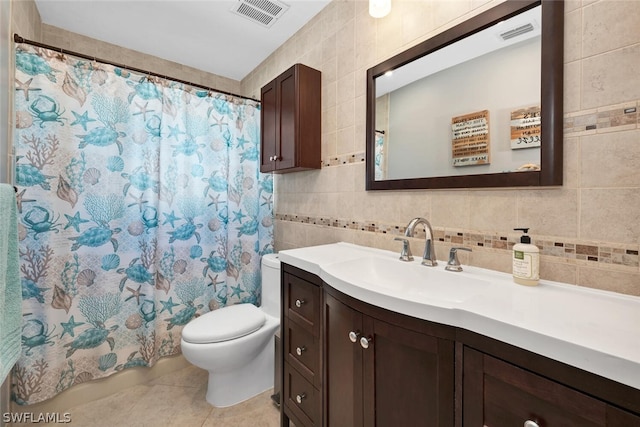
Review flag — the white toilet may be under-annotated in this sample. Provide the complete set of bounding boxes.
[180,253,281,407]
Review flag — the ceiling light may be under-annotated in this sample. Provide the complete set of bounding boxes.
[369,0,391,18]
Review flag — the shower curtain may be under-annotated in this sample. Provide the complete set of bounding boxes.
[374,130,386,180]
[12,43,273,405]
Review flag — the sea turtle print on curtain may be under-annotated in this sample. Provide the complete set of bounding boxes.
[12,43,273,405]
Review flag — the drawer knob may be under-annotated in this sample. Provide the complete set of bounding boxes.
[524,421,540,427]
[296,346,306,356]
[348,331,360,343]
[295,299,305,308]
[296,393,306,404]
[360,336,372,349]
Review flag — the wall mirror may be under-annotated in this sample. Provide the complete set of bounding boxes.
[366,0,563,190]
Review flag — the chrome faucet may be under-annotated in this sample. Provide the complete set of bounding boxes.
[445,247,472,272]
[403,217,438,267]
[393,237,414,261]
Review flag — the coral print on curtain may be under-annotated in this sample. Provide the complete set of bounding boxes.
[12,43,273,405]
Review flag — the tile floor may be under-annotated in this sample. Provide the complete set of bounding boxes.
[12,366,281,427]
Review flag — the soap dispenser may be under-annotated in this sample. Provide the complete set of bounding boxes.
[512,228,539,286]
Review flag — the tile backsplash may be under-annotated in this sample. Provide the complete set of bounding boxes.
[275,214,639,268]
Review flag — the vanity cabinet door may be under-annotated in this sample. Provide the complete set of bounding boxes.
[463,346,640,427]
[325,292,364,427]
[362,316,455,427]
[324,291,455,427]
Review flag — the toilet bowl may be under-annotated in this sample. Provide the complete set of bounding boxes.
[180,253,281,407]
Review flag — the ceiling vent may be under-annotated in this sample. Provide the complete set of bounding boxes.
[499,22,535,41]
[231,0,290,28]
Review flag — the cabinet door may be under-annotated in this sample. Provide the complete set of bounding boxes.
[463,347,640,427]
[260,79,277,172]
[325,292,455,427]
[362,317,455,427]
[276,66,296,170]
[324,293,363,427]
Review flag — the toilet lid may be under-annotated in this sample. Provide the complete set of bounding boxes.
[181,303,266,344]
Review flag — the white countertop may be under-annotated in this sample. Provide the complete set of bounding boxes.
[278,242,640,390]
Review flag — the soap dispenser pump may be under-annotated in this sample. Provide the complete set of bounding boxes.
[512,228,539,286]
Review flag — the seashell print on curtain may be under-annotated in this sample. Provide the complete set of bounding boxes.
[12,43,273,405]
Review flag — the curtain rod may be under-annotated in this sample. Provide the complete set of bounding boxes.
[14,34,260,103]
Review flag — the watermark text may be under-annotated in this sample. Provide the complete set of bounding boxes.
[3,412,71,424]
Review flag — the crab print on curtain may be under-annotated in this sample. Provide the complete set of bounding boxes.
[12,43,273,405]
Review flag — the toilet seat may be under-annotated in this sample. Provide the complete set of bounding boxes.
[181,303,266,344]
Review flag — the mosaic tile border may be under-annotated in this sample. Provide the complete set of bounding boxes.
[321,152,365,168]
[275,213,640,268]
[564,101,639,135]
[320,100,640,169]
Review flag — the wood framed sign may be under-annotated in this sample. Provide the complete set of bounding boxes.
[451,110,490,167]
[510,106,541,149]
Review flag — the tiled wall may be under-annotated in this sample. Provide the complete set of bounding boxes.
[10,0,41,41]
[242,0,640,297]
[39,26,242,96]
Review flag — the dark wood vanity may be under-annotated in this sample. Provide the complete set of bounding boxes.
[280,262,640,427]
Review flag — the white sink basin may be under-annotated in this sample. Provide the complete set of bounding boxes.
[321,256,492,305]
[278,242,640,391]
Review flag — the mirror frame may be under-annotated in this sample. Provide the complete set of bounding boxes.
[366,0,564,190]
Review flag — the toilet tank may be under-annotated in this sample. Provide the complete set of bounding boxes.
[260,253,281,318]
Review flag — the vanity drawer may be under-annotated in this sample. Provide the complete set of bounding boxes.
[284,272,320,335]
[464,347,640,426]
[285,317,320,387]
[284,361,320,427]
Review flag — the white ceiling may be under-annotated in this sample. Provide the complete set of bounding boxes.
[376,5,542,96]
[33,0,331,81]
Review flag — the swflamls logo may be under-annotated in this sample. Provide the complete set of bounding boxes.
[2,412,72,423]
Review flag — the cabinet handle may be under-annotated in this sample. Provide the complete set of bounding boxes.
[348,331,360,343]
[296,393,306,404]
[360,336,372,349]
[296,346,306,356]
[295,299,305,308]
[524,421,540,427]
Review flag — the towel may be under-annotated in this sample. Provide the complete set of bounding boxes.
[0,184,21,383]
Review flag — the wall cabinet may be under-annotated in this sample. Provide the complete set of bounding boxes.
[279,264,640,427]
[260,63,321,173]
[324,289,455,427]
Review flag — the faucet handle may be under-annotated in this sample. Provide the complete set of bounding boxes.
[394,237,414,262]
[445,247,472,272]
